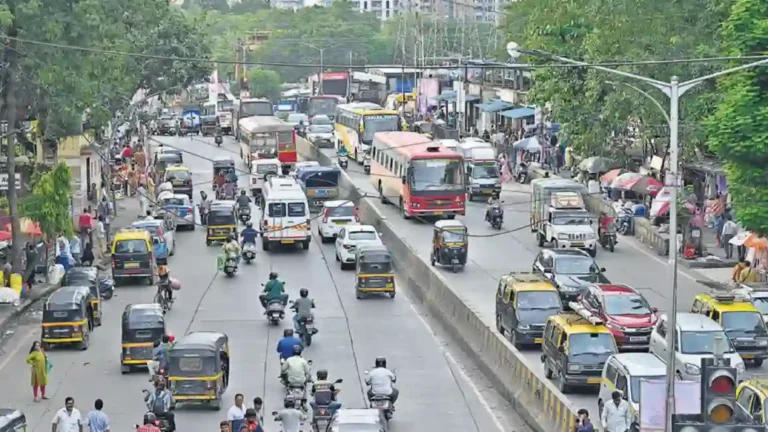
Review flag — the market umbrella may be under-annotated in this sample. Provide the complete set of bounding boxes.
[578,156,619,174]
[600,168,628,184]
[0,231,11,241]
[4,218,42,237]
[627,176,663,196]
[512,137,542,152]
[610,172,643,189]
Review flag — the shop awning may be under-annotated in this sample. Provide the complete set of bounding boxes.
[431,91,457,102]
[465,95,481,103]
[500,107,535,119]
[476,100,514,113]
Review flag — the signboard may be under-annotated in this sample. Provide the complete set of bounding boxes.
[0,173,21,190]
[322,72,349,80]
[639,379,701,432]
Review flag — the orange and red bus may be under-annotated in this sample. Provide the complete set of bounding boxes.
[308,95,345,121]
[370,131,466,219]
[238,116,297,173]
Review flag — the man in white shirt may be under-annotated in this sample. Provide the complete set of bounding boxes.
[52,396,83,432]
[721,217,739,259]
[365,357,398,404]
[601,391,631,432]
[227,393,247,432]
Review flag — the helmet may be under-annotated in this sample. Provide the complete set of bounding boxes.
[316,369,328,380]
[240,190,246,195]
[300,288,309,298]
[292,344,303,356]
[283,329,294,337]
[246,221,253,228]
[269,272,278,280]
[144,412,157,425]
[158,266,169,276]
[227,234,235,242]
[168,333,175,343]
[375,357,387,368]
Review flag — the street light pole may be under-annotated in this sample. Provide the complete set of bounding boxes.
[296,42,347,96]
[508,41,768,431]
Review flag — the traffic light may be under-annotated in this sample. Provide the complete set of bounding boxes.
[700,358,738,425]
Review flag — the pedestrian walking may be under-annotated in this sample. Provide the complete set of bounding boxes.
[52,397,83,432]
[78,209,93,245]
[138,183,149,216]
[574,408,594,432]
[85,399,110,432]
[96,215,107,257]
[721,217,738,259]
[81,243,95,267]
[227,393,247,432]
[26,341,48,401]
[600,391,631,432]
[25,243,38,289]
[252,397,263,422]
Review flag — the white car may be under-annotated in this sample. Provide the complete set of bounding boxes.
[335,224,383,269]
[598,353,667,428]
[318,201,358,242]
[158,193,195,230]
[649,312,745,381]
[289,161,320,177]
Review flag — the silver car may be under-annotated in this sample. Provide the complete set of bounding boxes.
[649,312,745,381]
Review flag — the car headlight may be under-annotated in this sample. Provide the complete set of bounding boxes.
[737,362,746,374]
[567,364,583,373]
[558,233,569,240]
[586,233,596,239]
[560,285,577,292]
[494,182,502,188]
[517,324,530,330]
[606,322,625,332]
[684,363,701,375]
[758,339,768,347]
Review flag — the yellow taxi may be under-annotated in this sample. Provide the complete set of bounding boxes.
[692,293,768,365]
[541,302,617,394]
[111,229,156,285]
[736,378,768,424]
[163,165,193,198]
[495,272,562,348]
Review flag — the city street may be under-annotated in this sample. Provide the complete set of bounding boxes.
[0,135,518,432]
[318,145,759,417]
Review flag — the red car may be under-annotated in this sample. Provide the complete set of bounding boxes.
[577,284,658,351]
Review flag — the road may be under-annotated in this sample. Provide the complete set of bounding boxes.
[0,134,519,432]
[316,144,765,417]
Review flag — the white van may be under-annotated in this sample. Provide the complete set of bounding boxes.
[250,158,281,197]
[260,176,311,251]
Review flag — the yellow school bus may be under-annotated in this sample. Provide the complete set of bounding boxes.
[334,103,402,163]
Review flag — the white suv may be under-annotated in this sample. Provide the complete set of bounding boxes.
[318,201,358,242]
[649,312,745,381]
[335,225,383,269]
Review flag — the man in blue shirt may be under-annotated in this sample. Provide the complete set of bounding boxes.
[276,329,303,360]
[241,222,258,246]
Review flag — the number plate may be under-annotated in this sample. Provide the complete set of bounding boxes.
[173,180,184,185]
[587,378,601,384]
[742,354,756,359]
[434,211,443,215]
[125,262,139,268]
[534,338,543,344]
[571,242,585,247]
[629,336,647,342]
[483,190,492,194]
[372,400,388,407]
[335,221,347,225]
[281,240,295,244]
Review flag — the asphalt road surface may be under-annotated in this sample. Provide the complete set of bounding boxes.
[0,135,519,432]
[317,144,766,418]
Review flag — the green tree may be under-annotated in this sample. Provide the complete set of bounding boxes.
[248,68,282,100]
[706,0,768,234]
[20,163,73,239]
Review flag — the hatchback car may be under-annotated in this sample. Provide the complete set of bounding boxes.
[318,201,359,242]
[131,220,175,262]
[335,224,383,269]
[649,312,745,381]
[578,284,657,351]
[532,249,609,302]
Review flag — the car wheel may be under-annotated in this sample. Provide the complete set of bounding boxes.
[170,242,176,256]
[318,230,326,243]
[495,314,505,335]
[335,250,340,261]
[755,359,764,366]
[556,372,570,394]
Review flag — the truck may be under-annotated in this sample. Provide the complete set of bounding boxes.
[456,141,501,201]
[530,178,596,256]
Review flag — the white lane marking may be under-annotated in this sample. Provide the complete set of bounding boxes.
[404,294,506,432]
[0,329,36,373]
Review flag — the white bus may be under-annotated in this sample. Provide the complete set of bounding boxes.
[260,175,311,251]
[237,116,296,173]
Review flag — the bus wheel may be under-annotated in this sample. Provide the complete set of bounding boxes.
[400,198,410,220]
[379,183,388,205]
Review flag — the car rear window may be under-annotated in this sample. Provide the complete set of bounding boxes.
[166,170,190,181]
[162,197,188,206]
[115,239,149,253]
[348,231,377,241]
[256,164,279,175]
[328,206,354,218]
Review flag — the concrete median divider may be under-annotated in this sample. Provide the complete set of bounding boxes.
[296,138,581,432]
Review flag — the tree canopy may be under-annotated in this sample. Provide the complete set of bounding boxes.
[20,163,73,239]
[247,68,282,100]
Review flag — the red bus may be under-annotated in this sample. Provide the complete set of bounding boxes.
[308,95,344,121]
[238,116,297,173]
[370,131,466,219]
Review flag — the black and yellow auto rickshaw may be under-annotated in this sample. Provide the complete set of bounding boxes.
[206,201,237,246]
[120,303,166,374]
[0,409,27,432]
[62,267,103,326]
[212,156,235,184]
[355,244,395,299]
[168,331,230,410]
[41,286,94,350]
[430,219,468,273]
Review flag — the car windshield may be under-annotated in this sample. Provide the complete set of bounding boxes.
[218,100,234,111]
[680,330,735,354]
[310,125,333,133]
[554,257,599,275]
[362,114,399,142]
[115,239,149,254]
[327,206,354,218]
[750,297,768,315]
[722,311,767,335]
[441,229,466,243]
[552,212,591,225]
[410,159,463,191]
[166,170,190,181]
[568,333,616,358]
[516,291,561,324]
[604,294,652,316]
[630,375,665,404]
[312,116,332,125]
[255,164,279,175]
[348,231,377,241]
[472,164,499,179]
[134,225,159,237]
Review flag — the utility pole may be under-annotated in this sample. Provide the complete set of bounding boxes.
[347,51,353,101]
[2,22,21,272]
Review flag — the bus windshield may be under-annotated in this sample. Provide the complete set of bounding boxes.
[362,115,399,142]
[409,159,463,192]
[218,100,234,111]
[241,101,273,117]
[308,98,338,117]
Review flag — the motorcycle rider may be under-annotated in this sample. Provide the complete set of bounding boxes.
[310,369,342,415]
[144,377,176,432]
[241,221,259,248]
[291,288,315,334]
[199,191,212,225]
[157,265,173,303]
[222,234,241,265]
[137,412,161,432]
[598,211,614,240]
[236,190,251,214]
[484,191,503,223]
[148,334,173,382]
[274,400,307,432]
[280,345,311,388]
[276,329,304,361]
[365,357,398,406]
[259,272,289,309]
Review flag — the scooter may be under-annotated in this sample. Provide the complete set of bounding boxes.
[617,207,633,235]
[223,256,238,277]
[365,368,396,421]
[238,206,251,223]
[99,276,115,300]
[486,204,504,230]
[242,243,257,263]
[338,154,348,170]
[279,359,313,412]
[363,154,371,174]
[296,315,318,347]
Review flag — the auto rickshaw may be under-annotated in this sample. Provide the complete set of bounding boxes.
[167,331,230,410]
[206,201,237,246]
[41,286,94,350]
[120,303,165,374]
[62,267,103,326]
[355,244,395,299]
[430,219,468,273]
[212,156,235,183]
[0,409,27,432]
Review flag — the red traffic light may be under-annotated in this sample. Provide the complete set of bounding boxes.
[710,375,736,394]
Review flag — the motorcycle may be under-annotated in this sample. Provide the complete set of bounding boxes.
[223,256,238,277]
[365,369,396,420]
[600,224,618,252]
[214,135,223,146]
[238,206,251,223]
[99,276,115,300]
[242,243,257,263]
[280,359,312,411]
[617,207,633,235]
[338,154,348,170]
[486,204,504,230]
[154,281,173,313]
[297,315,318,347]
[265,299,285,325]
[363,155,371,174]
[309,378,343,432]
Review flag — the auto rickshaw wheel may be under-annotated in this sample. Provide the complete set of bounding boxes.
[356,291,363,300]
[211,400,222,411]
[41,342,51,351]
[120,364,131,374]
[389,292,395,299]
[302,240,310,250]
[262,241,270,251]
[451,262,459,273]
[79,333,90,351]
[206,239,212,246]
[430,253,436,266]
[446,214,456,220]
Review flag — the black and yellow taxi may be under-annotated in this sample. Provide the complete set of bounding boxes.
[692,293,768,365]
[541,301,617,393]
[736,378,768,425]
[164,165,193,198]
[120,303,165,374]
[41,285,94,350]
[495,272,562,348]
[111,228,156,285]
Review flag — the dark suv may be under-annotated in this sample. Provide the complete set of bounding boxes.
[532,249,609,303]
